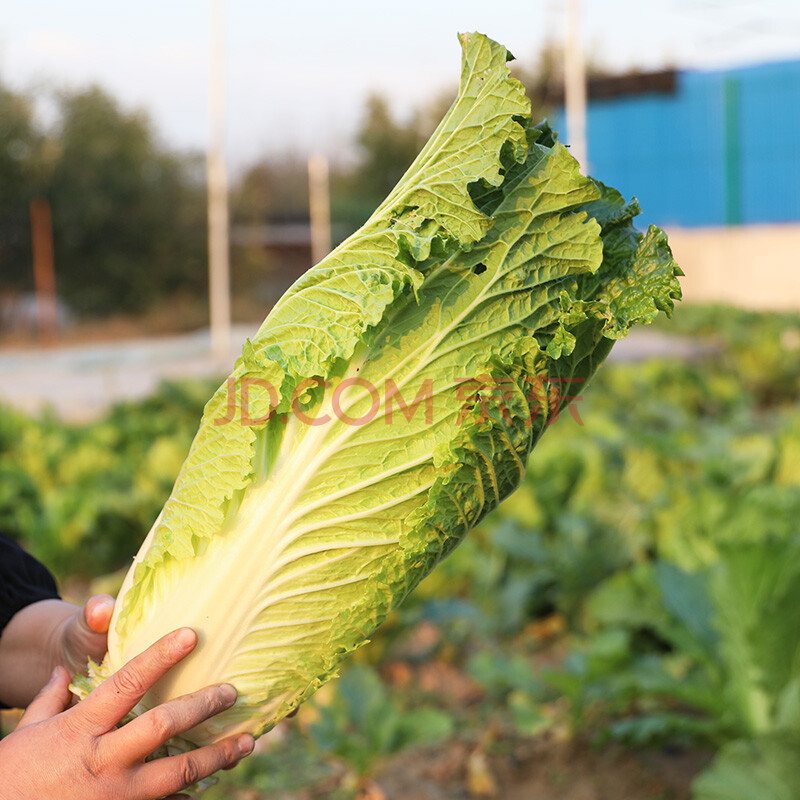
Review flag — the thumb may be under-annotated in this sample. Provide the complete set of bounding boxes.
[16,666,72,728]
[81,594,115,635]
[61,595,114,675]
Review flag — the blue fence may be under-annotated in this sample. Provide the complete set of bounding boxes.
[552,60,800,227]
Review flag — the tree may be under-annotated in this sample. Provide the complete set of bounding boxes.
[47,86,206,314]
[0,82,43,291]
[333,91,452,232]
[353,94,425,203]
[232,155,309,225]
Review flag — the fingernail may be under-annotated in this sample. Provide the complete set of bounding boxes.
[219,684,237,705]
[175,628,197,649]
[237,735,255,756]
[49,666,61,683]
[87,598,113,628]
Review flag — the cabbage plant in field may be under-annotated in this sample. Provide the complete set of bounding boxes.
[75,32,681,755]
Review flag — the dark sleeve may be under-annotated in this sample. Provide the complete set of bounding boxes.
[0,533,60,636]
[0,535,61,711]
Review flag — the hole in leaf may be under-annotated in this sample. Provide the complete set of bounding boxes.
[473,263,487,275]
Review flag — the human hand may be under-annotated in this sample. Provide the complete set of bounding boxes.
[0,595,115,708]
[55,593,115,675]
[0,595,114,708]
[0,628,255,800]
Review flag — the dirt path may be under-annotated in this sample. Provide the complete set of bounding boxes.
[0,325,256,421]
[372,737,710,800]
[0,328,714,423]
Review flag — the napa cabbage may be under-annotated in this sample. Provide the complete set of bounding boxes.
[75,32,681,753]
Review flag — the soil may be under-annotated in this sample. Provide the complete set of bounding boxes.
[372,736,711,800]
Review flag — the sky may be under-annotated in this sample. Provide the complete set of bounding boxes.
[2,0,800,171]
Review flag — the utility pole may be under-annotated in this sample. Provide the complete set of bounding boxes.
[30,197,58,346]
[308,153,331,265]
[564,0,588,169]
[207,0,231,361]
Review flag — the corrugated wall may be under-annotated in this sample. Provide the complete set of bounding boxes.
[552,59,800,227]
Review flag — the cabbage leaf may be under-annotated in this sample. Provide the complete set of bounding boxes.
[77,32,682,750]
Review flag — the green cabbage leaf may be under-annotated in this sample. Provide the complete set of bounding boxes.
[78,32,682,750]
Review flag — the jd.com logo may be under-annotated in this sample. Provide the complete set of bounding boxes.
[214,375,585,428]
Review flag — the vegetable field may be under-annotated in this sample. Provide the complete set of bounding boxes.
[3,304,800,798]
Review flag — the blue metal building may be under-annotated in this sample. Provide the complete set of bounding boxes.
[552,60,800,228]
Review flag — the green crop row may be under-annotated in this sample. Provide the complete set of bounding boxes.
[2,304,800,798]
